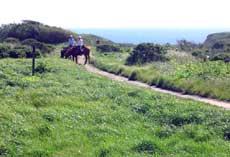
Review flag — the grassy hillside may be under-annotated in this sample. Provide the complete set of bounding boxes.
[0,20,116,59]
[0,20,115,46]
[91,50,230,101]
[0,51,230,156]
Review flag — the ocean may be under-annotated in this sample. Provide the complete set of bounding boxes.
[72,28,230,45]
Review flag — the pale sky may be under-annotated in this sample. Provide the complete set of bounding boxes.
[0,0,230,29]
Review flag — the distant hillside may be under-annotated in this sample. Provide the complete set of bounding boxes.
[203,32,230,52]
[80,34,115,46]
[0,20,115,46]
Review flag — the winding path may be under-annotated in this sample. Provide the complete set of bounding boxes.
[79,57,230,109]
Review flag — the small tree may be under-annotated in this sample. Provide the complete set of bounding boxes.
[126,43,167,65]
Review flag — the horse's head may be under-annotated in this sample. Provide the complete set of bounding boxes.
[64,47,74,59]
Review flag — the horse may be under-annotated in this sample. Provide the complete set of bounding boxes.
[60,47,76,61]
[64,46,90,64]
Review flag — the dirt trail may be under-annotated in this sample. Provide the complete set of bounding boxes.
[78,56,230,110]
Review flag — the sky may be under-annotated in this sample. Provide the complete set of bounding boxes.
[0,0,230,29]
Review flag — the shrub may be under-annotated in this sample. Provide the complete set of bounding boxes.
[211,52,230,62]
[192,49,203,57]
[0,21,70,44]
[0,43,11,58]
[96,44,121,52]
[21,38,54,53]
[0,145,9,156]
[134,140,160,154]
[126,43,167,65]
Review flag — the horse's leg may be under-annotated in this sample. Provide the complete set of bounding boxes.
[88,55,90,64]
[72,55,74,62]
[84,54,87,65]
[75,56,78,64]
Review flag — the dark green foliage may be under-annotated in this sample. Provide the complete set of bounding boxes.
[21,38,54,53]
[0,145,9,156]
[42,114,55,122]
[211,52,230,62]
[170,114,203,126]
[126,43,167,65]
[38,125,51,136]
[131,103,150,114]
[35,61,51,73]
[0,43,10,58]
[155,126,175,138]
[0,43,41,58]
[96,44,121,52]
[192,49,204,57]
[0,21,70,44]
[223,126,230,141]
[99,149,110,157]
[134,141,160,154]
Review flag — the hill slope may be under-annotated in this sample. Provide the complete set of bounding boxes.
[0,20,115,45]
[203,32,230,51]
[0,53,230,156]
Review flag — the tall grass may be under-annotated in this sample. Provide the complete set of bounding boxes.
[92,51,230,101]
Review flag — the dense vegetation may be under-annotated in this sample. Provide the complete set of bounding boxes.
[0,20,74,44]
[0,20,117,59]
[0,54,230,156]
[92,49,230,101]
[96,44,121,52]
[0,43,42,59]
[126,43,167,65]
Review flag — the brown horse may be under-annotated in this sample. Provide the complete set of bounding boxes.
[61,47,74,61]
[64,46,90,64]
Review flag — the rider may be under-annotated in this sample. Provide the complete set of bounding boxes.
[68,35,75,47]
[77,35,84,52]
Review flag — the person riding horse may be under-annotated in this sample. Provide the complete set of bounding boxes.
[77,36,84,53]
[68,35,75,47]
[61,35,90,64]
[60,35,75,58]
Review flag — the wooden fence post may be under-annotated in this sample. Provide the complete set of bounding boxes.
[32,46,35,76]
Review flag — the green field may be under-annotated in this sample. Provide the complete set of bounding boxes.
[91,51,230,101]
[0,52,230,156]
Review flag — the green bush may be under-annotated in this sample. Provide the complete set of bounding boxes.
[126,43,167,65]
[0,21,70,44]
[211,52,230,62]
[0,43,41,59]
[192,49,204,57]
[96,44,121,52]
[0,43,11,58]
[21,38,54,53]
[134,140,160,154]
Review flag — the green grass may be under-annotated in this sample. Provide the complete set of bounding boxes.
[91,51,230,101]
[0,55,230,156]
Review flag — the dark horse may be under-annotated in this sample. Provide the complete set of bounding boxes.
[60,47,74,61]
[64,46,90,64]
